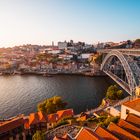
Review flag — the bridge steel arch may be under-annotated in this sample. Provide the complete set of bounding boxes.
[101,50,137,95]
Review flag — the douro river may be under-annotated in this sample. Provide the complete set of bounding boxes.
[0,75,110,118]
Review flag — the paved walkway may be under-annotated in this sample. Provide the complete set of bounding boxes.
[75,96,131,118]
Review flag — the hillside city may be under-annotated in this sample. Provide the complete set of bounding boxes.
[0,39,140,140]
[1,0,140,139]
[0,39,139,76]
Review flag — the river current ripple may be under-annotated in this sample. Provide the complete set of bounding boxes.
[0,75,110,118]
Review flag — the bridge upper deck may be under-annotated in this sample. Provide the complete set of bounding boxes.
[98,49,140,56]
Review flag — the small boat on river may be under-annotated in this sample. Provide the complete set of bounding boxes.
[43,73,53,77]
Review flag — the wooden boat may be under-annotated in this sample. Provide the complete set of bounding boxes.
[43,73,53,77]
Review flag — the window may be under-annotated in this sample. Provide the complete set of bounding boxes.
[126,109,129,114]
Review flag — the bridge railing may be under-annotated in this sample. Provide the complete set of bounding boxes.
[101,50,138,95]
[98,49,140,56]
[124,55,140,86]
[105,70,130,93]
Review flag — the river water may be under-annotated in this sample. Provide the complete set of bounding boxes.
[0,75,111,118]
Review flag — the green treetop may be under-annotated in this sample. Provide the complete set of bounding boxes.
[135,39,140,43]
[94,54,103,65]
[37,96,67,114]
[32,131,45,140]
[106,85,124,100]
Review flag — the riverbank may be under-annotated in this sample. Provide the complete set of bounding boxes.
[0,70,106,77]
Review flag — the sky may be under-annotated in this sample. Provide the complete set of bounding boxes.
[0,0,140,47]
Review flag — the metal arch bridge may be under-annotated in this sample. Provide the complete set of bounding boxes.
[99,49,140,95]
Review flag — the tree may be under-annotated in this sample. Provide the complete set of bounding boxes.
[98,116,119,127]
[117,90,124,99]
[37,96,67,114]
[32,131,45,140]
[49,57,62,63]
[94,54,103,65]
[36,53,47,61]
[106,85,124,100]
[135,39,140,43]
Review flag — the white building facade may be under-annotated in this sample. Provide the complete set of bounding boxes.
[121,98,140,119]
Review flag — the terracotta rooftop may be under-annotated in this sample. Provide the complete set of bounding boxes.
[62,134,72,140]
[53,136,66,140]
[123,98,140,112]
[47,113,58,123]
[24,116,30,129]
[126,113,140,128]
[53,134,72,140]
[29,111,47,125]
[118,119,140,138]
[0,115,24,134]
[29,112,39,125]
[75,127,104,140]
[95,126,119,140]
[25,108,74,128]
[38,111,48,122]
[108,122,139,140]
[57,109,74,120]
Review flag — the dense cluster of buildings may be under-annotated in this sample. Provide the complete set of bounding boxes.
[0,109,74,140]
[0,97,140,140]
[0,39,139,75]
[0,41,97,75]
[1,39,140,140]
[52,98,140,140]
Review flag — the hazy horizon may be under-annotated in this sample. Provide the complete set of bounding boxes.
[0,0,140,48]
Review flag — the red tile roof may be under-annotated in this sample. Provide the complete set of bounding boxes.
[0,115,24,134]
[75,127,104,140]
[95,126,119,140]
[126,114,140,128]
[62,134,72,140]
[29,111,47,125]
[53,134,72,140]
[123,98,140,112]
[57,109,74,120]
[108,122,139,140]
[47,113,58,123]
[53,136,66,140]
[38,111,48,122]
[26,109,74,128]
[29,113,39,125]
[24,117,30,129]
[118,119,140,138]
[48,109,74,123]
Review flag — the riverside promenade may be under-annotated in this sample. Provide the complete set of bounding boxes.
[75,96,131,118]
